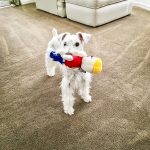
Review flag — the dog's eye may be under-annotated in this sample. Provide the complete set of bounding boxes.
[75,42,79,47]
[64,42,67,46]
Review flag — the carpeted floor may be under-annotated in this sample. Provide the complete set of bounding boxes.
[0,3,150,150]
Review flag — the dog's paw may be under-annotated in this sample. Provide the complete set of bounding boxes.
[83,95,92,103]
[64,107,74,115]
[47,70,55,77]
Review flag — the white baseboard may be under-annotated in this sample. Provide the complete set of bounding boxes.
[132,1,150,10]
[21,0,35,5]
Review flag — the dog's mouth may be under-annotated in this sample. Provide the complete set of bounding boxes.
[66,52,72,55]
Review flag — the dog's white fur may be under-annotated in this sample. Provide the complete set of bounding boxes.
[45,29,92,115]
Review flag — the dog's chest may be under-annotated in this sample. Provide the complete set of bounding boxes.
[66,69,85,89]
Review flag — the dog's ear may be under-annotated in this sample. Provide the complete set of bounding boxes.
[58,33,70,42]
[52,28,58,37]
[62,33,68,41]
[76,32,91,44]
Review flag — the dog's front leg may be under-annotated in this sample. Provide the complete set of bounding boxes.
[61,77,75,115]
[45,51,57,77]
[79,73,92,103]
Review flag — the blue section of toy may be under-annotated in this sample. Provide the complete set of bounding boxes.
[50,51,64,64]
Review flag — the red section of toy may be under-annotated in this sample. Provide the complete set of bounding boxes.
[65,55,83,68]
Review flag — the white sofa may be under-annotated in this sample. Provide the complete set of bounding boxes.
[35,0,132,27]
[66,0,132,26]
[36,0,66,17]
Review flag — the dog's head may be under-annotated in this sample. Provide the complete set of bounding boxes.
[57,32,91,56]
[49,29,91,57]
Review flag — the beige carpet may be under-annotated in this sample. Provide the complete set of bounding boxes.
[0,3,150,150]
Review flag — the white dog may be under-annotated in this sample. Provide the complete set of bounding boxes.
[45,29,92,115]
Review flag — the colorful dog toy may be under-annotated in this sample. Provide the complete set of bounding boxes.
[50,51,102,74]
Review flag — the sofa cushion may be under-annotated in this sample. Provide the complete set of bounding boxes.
[66,0,127,9]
